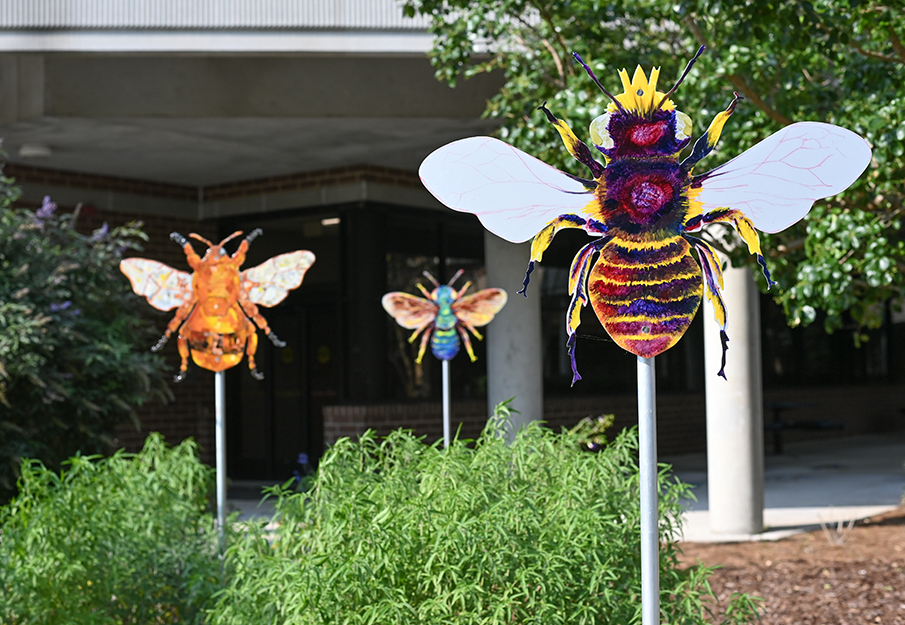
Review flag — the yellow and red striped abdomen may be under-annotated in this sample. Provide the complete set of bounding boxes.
[589,236,702,358]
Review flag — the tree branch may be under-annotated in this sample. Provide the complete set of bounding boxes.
[888,28,905,63]
[535,4,574,78]
[540,38,567,87]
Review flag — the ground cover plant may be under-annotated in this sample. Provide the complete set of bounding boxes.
[211,407,760,624]
[0,433,221,625]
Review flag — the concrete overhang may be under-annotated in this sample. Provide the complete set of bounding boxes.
[0,50,504,215]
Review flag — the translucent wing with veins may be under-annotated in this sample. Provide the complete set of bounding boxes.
[695,122,872,233]
[381,292,438,329]
[419,136,597,244]
[120,258,193,311]
[242,250,316,307]
[452,288,508,327]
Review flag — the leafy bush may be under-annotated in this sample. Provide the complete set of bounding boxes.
[0,182,171,498]
[211,411,759,624]
[0,433,221,624]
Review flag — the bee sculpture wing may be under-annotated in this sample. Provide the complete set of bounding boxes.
[451,288,508,327]
[381,292,438,328]
[119,258,193,311]
[696,122,872,233]
[242,251,316,307]
[419,136,597,244]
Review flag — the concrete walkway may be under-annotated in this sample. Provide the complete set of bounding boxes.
[664,433,905,543]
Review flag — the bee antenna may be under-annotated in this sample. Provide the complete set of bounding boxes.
[217,230,245,247]
[655,45,706,111]
[572,52,626,113]
[189,233,214,247]
[422,271,440,287]
[447,268,464,287]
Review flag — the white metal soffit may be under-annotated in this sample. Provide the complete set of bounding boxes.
[0,0,433,53]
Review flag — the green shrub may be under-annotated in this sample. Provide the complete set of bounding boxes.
[211,411,758,624]
[0,433,221,624]
[0,188,171,499]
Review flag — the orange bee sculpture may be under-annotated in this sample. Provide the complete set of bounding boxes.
[120,229,315,381]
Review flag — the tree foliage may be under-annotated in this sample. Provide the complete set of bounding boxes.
[405,0,904,337]
[0,177,171,499]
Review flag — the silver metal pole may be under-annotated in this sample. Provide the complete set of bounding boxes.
[441,359,450,448]
[215,371,227,539]
[638,355,659,625]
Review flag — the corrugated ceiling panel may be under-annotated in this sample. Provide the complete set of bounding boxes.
[0,0,431,29]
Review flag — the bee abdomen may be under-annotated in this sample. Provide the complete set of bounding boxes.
[589,237,702,358]
[430,328,461,361]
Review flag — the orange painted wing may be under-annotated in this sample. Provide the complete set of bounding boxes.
[242,250,316,307]
[381,292,438,329]
[119,258,193,311]
[452,288,508,327]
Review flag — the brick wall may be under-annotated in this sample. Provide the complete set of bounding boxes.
[322,383,905,457]
[6,162,421,205]
[203,164,421,200]
[322,394,708,455]
[5,163,196,200]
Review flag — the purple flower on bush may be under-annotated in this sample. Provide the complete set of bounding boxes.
[91,222,109,242]
[50,301,72,312]
[36,196,56,219]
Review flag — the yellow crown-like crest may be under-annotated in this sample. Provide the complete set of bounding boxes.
[610,65,675,115]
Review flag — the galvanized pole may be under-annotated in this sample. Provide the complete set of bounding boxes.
[638,355,659,625]
[441,359,450,448]
[215,371,227,541]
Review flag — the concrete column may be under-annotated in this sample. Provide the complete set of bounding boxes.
[484,232,543,437]
[703,263,765,535]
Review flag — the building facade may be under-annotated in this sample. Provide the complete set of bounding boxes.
[2,0,903,481]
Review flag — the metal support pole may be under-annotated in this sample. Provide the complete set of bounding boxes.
[638,355,659,625]
[441,359,450,448]
[215,371,227,540]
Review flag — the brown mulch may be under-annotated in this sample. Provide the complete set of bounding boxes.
[678,506,905,624]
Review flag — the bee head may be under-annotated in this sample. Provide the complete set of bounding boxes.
[191,231,243,262]
[579,46,705,157]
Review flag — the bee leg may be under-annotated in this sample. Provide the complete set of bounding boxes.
[564,239,607,385]
[174,336,191,383]
[171,232,202,268]
[153,302,194,352]
[686,235,731,379]
[538,102,605,180]
[456,326,478,362]
[237,297,283,345]
[681,92,743,170]
[246,332,265,379]
[520,215,596,296]
[151,333,169,352]
[519,261,536,297]
[415,329,432,365]
[686,210,775,288]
